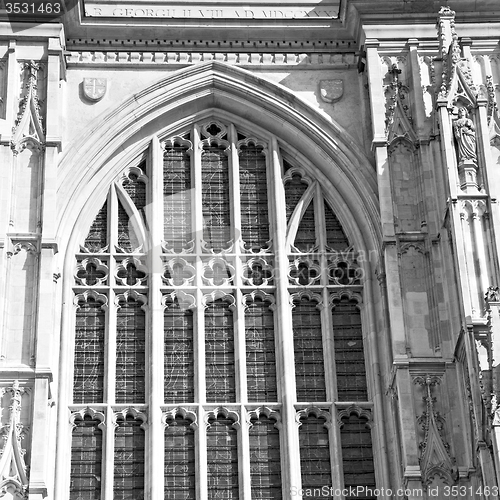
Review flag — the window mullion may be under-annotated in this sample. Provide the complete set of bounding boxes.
[240,406,252,500]
[331,407,346,494]
[148,135,165,500]
[229,124,242,251]
[193,124,208,500]
[104,406,116,499]
[269,137,301,493]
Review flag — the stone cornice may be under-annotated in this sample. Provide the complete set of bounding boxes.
[65,50,358,67]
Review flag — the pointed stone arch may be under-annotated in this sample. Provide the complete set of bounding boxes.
[56,61,380,263]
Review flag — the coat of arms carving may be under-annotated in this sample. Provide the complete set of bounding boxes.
[319,79,343,103]
[83,78,107,101]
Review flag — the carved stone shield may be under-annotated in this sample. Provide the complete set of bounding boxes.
[319,79,343,103]
[83,78,107,101]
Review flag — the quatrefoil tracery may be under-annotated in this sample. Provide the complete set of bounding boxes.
[242,257,274,286]
[288,258,321,286]
[162,258,196,287]
[327,259,362,286]
[115,258,147,286]
[75,258,109,286]
[202,257,235,286]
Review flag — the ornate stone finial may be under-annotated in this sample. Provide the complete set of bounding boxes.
[485,286,500,303]
[438,6,455,16]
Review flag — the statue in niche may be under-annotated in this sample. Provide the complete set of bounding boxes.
[453,107,477,165]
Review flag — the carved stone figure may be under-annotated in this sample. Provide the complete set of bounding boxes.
[453,107,477,165]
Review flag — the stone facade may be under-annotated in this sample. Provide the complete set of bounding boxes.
[0,1,500,499]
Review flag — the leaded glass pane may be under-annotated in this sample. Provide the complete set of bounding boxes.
[70,416,102,500]
[116,298,146,403]
[73,298,105,404]
[207,417,239,499]
[340,414,376,499]
[164,142,192,251]
[205,299,235,403]
[114,416,145,500]
[239,144,269,251]
[299,416,332,499]
[84,201,108,252]
[294,200,316,252]
[325,201,349,250]
[293,297,326,402]
[202,145,231,252]
[333,299,368,401]
[249,416,282,499]
[117,201,132,252]
[284,172,307,225]
[165,416,196,500]
[246,299,277,402]
[164,303,194,403]
[123,172,146,214]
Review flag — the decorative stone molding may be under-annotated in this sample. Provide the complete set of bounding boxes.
[201,290,236,310]
[114,289,148,310]
[295,407,332,429]
[11,61,45,155]
[161,135,193,153]
[114,407,148,429]
[6,241,38,258]
[0,382,29,500]
[115,257,148,286]
[288,257,321,286]
[383,63,412,136]
[336,404,373,428]
[69,407,106,429]
[241,290,275,311]
[73,289,109,310]
[204,407,240,429]
[75,257,109,286]
[162,407,198,429]
[485,286,500,303]
[246,407,281,429]
[201,256,235,286]
[162,258,196,288]
[65,51,357,68]
[118,164,149,186]
[162,290,196,310]
[241,257,274,286]
[329,289,363,308]
[289,290,323,309]
[414,375,457,487]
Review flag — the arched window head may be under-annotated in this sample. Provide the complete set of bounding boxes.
[70,117,374,499]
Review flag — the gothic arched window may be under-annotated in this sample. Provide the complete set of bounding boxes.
[69,119,375,499]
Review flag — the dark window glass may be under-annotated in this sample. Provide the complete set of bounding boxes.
[164,303,194,403]
[239,144,269,251]
[70,416,102,500]
[116,298,146,403]
[84,201,108,252]
[249,415,282,499]
[114,416,145,500]
[202,145,231,252]
[205,299,235,403]
[333,299,368,401]
[73,298,105,404]
[246,299,277,402]
[164,416,196,500]
[299,416,332,499]
[293,297,326,402]
[207,417,239,499]
[340,414,376,499]
[163,141,192,251]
